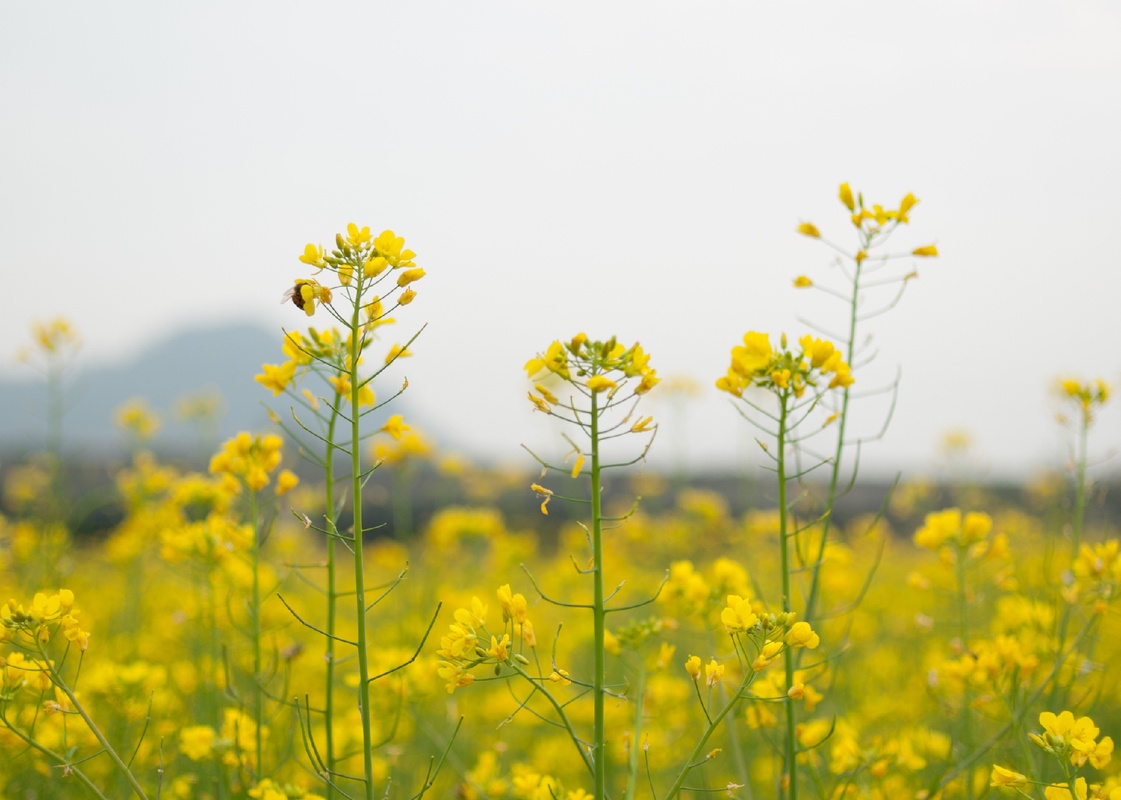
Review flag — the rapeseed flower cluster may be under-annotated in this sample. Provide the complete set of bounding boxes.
[1,589,89,652]
[208,432,296,494]
[715,332,852,399]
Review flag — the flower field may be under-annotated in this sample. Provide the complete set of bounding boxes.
[2,188,1118,800]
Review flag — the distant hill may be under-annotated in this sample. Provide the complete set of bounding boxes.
[0,322,406,457]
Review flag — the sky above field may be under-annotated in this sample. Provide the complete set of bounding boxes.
[2,1,1119,479]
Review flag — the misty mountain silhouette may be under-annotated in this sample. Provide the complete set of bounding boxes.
[0,322,406,455]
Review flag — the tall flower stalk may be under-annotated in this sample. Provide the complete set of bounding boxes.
[524,334,659,799]
[259,224,429,800]
[793,184,938,631]
[715,331,852,800]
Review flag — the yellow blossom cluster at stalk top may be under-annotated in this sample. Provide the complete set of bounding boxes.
[1,589,90,652]
[1058,377,1112,425]
[290,225,422,318]
[525,333,659,413]
[524,329,654,396]
[208,432,297,494]
[715,332,852,399]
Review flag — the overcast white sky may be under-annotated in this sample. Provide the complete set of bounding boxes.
[2,1,1119,479]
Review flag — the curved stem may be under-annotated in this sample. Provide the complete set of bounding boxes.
[43,652,149,799]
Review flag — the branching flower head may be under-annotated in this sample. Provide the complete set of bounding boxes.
[1057,377,1111,426]
[715,331,852,399]
[208,432,287,493]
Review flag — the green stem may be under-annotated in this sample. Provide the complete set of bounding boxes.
[802,243,863,631]
[250,489,263,777]
[348,280,376,800]
[776,392,797,800]
[956,544,973,800]
[1071,413,1088,558]
[44,651,149,799]
[0,707,111,800]
[624,662,647,800]
[663,679,748,799]
[591,390,607,800]
[323,407,339,800]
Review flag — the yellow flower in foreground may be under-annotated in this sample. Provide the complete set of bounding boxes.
[299,243,326,267]
[785,621,820,649]
[586,375,617,393]
[705,659,724,687]
[254,362,297,396]
[685,655,702,681]
[839,182,855,212]
[1043,778,1087,800]
[990,765,1027,787]
[720,595,758,634]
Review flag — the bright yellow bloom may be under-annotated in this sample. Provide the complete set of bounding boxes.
[731,332,773,375]
[630,416,655,433]
[364,255,389,278]
[685,655,702,681]
[705,659,724,687]
[839,182,855,212]
[586,375,617,393]
[380,414,410,441]
[1044,778,1088,800]
[990,765,1027,787]
[397,267,426,287]
[275,469,299,496]
[346,223,372,247]
[373,229,416,267]
[797,222,821,238]
[299,243,326,267]
[720,595,758,634]
[398,288,416,305]
[549,669,572,685]
[898,192,918,221]
[793,275,813,288]
[254,362,297,396]
[487,634,510,661]
[912,244,939,257]
[784,621,820,649]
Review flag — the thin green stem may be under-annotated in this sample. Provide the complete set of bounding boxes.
[250,489,263,776]
[348,279,376,800]
[776,393,797,800]
[1071,414,1088,558]
[956,545,973,800]
[591,390,607,800]
[802,244,864,630]
[323,406,340,800]
[623,662,647,800]
[662,679,748,799]
[43,650,149,799]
